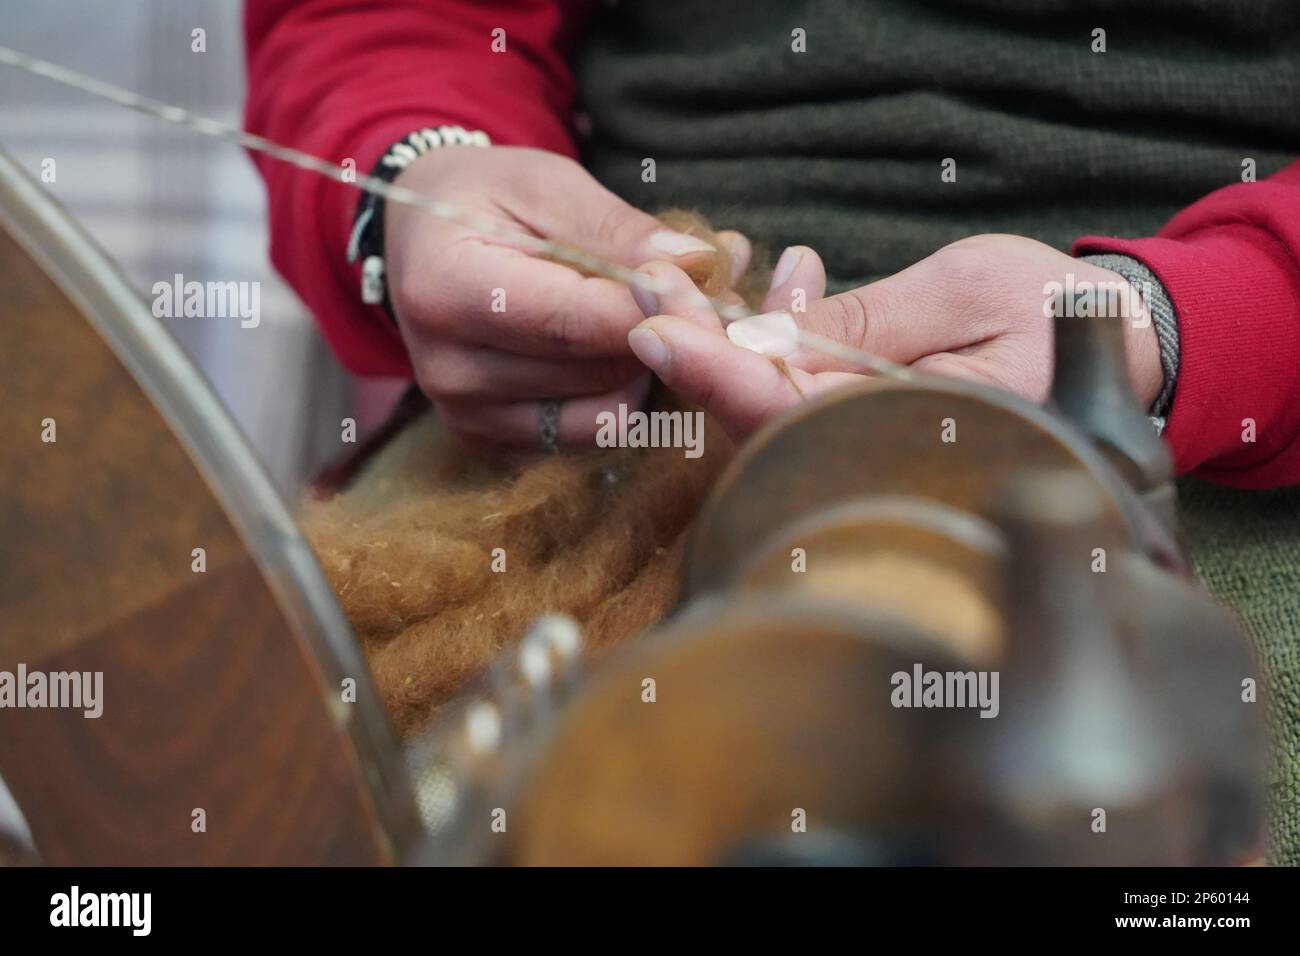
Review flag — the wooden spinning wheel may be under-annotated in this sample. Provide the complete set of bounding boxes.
[0,149,423,865]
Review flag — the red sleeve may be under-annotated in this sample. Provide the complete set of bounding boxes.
[243,0,596,376]
[1074,161,1300,489]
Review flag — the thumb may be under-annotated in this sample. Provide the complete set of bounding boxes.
[626,262,859,440]
[735,260,963,374]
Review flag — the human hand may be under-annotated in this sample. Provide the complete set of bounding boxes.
[626,234,1162,440]
[384,146,749,451]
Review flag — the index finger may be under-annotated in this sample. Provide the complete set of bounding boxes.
[413,238,710,359]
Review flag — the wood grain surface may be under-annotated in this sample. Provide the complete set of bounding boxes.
[0,225,390,864]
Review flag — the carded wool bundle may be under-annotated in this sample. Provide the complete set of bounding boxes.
[302,212,746,736]
[302,402,734,736]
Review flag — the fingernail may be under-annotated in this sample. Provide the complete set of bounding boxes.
[725,233,752,284]
[648,230,715,257]
[727,311,798,356]
[770,246,801,290]
[629,281,658,317]
[628,327,669,371]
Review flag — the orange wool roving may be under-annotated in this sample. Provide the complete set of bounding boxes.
[302,212,752,737]
[302,403,734,736]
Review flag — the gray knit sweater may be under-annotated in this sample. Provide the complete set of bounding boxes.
[575,0,1300,288]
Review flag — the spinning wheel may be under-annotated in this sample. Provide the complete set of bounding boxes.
[0,150,422,865]
[413,364,1262,866]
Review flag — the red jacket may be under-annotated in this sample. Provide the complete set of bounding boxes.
[244,0,1300,489]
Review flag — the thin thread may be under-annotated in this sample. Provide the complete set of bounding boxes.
[0,44,910,382]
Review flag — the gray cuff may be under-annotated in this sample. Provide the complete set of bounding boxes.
[1080,252,1179,434]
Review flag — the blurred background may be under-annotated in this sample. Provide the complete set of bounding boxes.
[2,0,405,495]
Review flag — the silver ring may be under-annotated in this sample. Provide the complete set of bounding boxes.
[539,399,561,453]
